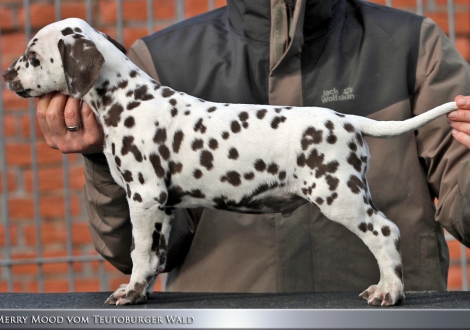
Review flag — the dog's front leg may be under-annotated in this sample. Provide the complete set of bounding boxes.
[105,204,172,306]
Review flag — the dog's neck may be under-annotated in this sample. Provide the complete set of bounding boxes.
[81,55,170,130]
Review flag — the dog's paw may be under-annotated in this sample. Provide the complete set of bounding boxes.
[105,282,148,306]
[359,284,405,307]
[115,290,147,306]
[105,284,127,305]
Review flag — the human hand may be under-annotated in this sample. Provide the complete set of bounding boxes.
[37,92,104,154]
[447,95,470,149]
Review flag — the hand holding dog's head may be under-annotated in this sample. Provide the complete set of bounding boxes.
[2,18,124,99]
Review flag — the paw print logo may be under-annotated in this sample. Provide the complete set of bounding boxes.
[343,87,353,95]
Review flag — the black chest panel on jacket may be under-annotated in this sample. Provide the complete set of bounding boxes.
[143,0,424,117]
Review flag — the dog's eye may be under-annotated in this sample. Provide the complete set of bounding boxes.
[28,51,37,60]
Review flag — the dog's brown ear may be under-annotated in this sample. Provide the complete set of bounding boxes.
[58,35,105,98]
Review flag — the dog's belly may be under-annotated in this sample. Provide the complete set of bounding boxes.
[166,186,307,215]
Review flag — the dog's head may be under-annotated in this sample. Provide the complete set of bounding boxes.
[2,18,126,99]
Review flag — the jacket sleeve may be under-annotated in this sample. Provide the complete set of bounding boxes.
[84,39,201,274]
[413,18,470,247]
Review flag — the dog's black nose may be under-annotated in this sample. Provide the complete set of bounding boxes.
[1,69,9,78]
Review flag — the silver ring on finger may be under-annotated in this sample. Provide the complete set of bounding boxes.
[66,123,82,132]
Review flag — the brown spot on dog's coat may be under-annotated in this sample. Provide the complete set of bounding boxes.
[149,154,164,178]
[256,109,267,119]
[231,121,241,133]
[121,136,143,162]
[221,171,242,186]
[200,150,214,170]
[153,128,167,144]
[228,148,239,160]
[191,139,204,151]
[172,131,184,153]
[103,103,124,127]
[347,175,364,194]
[254,159,266,172]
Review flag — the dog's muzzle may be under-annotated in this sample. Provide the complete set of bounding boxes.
[2,68,31,98]
[15,89,32,98]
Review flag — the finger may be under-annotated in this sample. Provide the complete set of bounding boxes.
[448,120,470,136]
[37,93,56,146]
[38,92,70,149]
[446,108,470,123]
[452,129,470,149]
[63,97,83,130]
[47,94,72,138]
[80,102,99,134]
[454,95,470,110]
[80,102,105,153]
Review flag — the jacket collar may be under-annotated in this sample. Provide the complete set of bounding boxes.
[226,0,340,43]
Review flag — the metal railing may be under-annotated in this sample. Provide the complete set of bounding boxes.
[0,0,468,293]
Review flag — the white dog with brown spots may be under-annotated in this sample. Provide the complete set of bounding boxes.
[3,18,458,306]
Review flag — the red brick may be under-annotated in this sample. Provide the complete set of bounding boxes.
[36,142,68,164]
[11,252,38,275]
[456,36,470,62]
[109,275,131,292]
[24,223,66,247]
[21,115,44,139]
[3,115,17,137]
[214,0,227,8]
[72,222,93,245]
[448,265,463,290]
[9,197,35,219]
[99,0,176,24]
[154,0,177,19]
[44,253,85,275]
[123,0,154,22]
[2,89,29,111]
[98,0,117,24]
[0,170,17,193]
[75,279,100,292]
[61,3,87,21]
[6,142,64,166]
[0,225,18,247]
[0,281,23,293]
[425,12,470,35]
[8,194,81,220]
[18,4,56,30]
[435,0,470,5]
[39,195,81,218]
[12,251,84,275]
[44,279,69,293]
[124,27,149,48]
[0,32,27,57]
[24,165,85,192]
[448,240,470,259]
[185,0,208,18]
[5,143,31,166]
[0,8,14,30]
[153,275,163,291]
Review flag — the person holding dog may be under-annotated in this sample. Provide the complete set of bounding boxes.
[37,0,470,295]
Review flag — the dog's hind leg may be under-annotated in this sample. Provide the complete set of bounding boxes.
[354,210,405,306]
[105,203,172,305]
[309,189,404,306]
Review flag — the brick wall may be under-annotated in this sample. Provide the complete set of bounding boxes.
[0,0,469,293]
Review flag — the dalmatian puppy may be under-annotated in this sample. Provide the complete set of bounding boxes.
[3,18,458,306]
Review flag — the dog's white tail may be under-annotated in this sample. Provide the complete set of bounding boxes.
[351,101,458,138]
